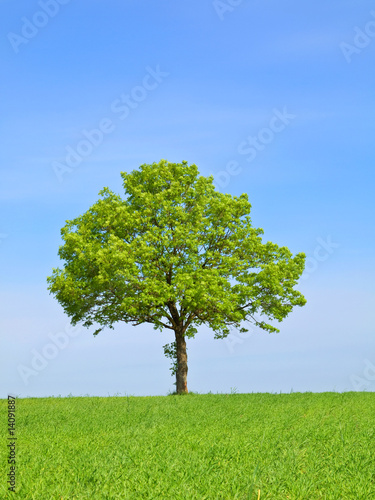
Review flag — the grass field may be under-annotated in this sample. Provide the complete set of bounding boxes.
[1,392,374,499]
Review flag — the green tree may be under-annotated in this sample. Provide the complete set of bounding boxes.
[47,160,306,394]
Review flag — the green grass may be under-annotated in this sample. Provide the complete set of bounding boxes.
[1,392,374,499]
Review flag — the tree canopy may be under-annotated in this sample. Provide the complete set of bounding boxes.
[47,160,306,393]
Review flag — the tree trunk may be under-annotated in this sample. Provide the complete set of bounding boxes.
[175,328,188,394]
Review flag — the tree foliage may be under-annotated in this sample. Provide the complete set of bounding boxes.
[47,160,306,388]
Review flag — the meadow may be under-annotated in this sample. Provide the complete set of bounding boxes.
[1,392,374,499]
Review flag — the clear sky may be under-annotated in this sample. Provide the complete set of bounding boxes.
[1,0,374,398]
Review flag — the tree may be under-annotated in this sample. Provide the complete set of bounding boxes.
[47,160,306,394]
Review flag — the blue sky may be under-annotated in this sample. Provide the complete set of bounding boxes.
[1,0,374,398]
